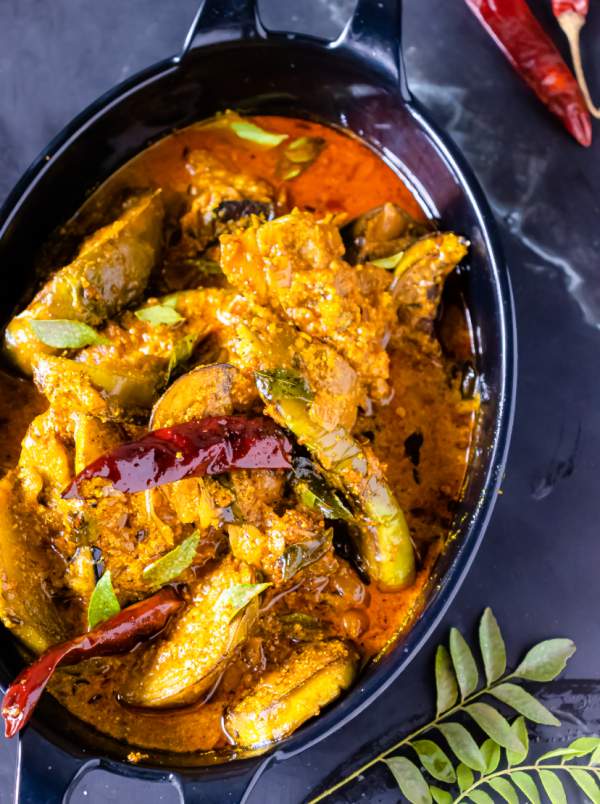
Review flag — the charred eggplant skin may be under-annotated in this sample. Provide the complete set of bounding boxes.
[4,191,163,375]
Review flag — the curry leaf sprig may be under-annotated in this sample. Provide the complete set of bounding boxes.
[307,608,600,804]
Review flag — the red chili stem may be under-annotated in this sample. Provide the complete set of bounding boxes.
[552,0,588,18]
[464,0,592,145]
[62,415,293,499]
[552,0,600,119]
[1,589,182,738]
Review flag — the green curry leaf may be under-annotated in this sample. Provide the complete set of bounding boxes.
[229,119,288,147]
[135,304,184,326]
[306,610,587,804]
[31,319,105,349]
[254,368,314,403]
[218,582,272,622]
[370,251,405,269]
[278,531,333,583]
[87,570,121,629]
[142,532,200,590]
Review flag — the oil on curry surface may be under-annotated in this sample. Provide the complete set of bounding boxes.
[0,114,477,755]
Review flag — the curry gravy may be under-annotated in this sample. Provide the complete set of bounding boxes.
[0,116,478,755]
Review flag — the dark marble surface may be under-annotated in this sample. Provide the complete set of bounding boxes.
[1,0,599,801]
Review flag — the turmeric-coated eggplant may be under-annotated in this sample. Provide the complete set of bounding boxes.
[225,640,358,748]
[4,191,163,375]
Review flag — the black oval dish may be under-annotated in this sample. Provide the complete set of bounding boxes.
[0,1,516,801]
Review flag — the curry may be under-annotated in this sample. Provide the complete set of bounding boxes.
[0,113,478,757]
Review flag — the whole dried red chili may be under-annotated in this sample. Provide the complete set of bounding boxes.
[62,415,293,499]
[464,0,592,146]
[552,0,600,119]
[1,588,182,737]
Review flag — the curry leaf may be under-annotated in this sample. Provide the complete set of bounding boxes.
[513,639,576,682]
[429,787,452,804]
[449,628,479,699]
[411,739,456,784]
[466,703,523,752]
[506,716,529,766]
[370,251,405,269]
[568,768,600,803]
[536,738,600,764]
[481,738,501,773]
[489,682,560,726]
[468,791,495,804]
[566,737,600,756]
[255,368,313,402]
[591,745,600,765]
[278,532,332,582]
[383,757,431,804]
[135,304,184,326]
[229,119,288,147]
[479,607,506,684]
[488,777,519,804]
[538,770,567,804]
[31,319,104,349]
[456,762,474,791]
[292,457,352,522]
[435,645,458,715]
[511,771,541,804]
[167,334,197,379]
[142,532,200,589]
[437,723,486,772]
[218,582,272,622]
[87,570,120,629]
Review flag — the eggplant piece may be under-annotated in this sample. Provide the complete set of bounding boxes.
[0,474,67,654]
[5,191,164,375]
[32,355,162,417]
[256,372,416,592]
[72,413,125,475]
[225,640,358,748]
[214,200,275,223]
[149,363,237,429]
[392,232,469,341]
[121,557,260,708]
[341,202,432,265]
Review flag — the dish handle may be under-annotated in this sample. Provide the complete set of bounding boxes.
[13,729,92,804]
[333,0,410,100]
[180,0,263,59]
[180,0,410,100]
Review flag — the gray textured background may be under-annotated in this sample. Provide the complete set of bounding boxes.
[1,0,599,801]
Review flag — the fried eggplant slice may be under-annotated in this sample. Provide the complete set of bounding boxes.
[149,363,237,429]
[0,473,67,653]
[256,372,416,591]
[392,232,468,344]
[5,191,164,375]
[121,557,260,708]
[225,640,358,748]
[341,202,432,264]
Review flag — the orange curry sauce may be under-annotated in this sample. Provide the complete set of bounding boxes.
[0,116,477,757]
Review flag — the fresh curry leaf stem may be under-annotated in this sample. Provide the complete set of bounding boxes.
[307,672,522,803]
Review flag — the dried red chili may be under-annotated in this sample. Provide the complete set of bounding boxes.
[1,588,182,737]
[62,415,293,499]
[552,0,600,119]
[464,0,592,145]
